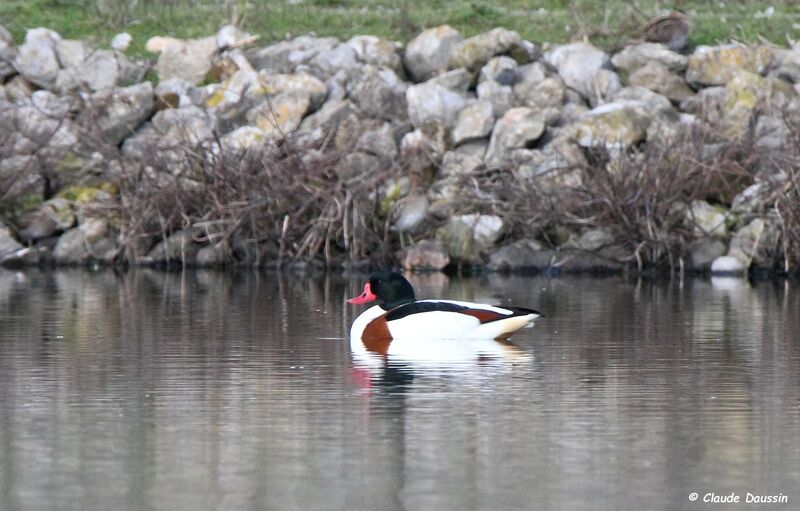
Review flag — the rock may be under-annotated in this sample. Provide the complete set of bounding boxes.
[731,177,786,213]
[710,255,747,275]
[686,44,774,86]
[436,213,504,261]
[478,56,518,85]
[512,62,547,97]
[404,25,463,82]
[402,239,450,271]
[18,198,75,241]
[355,122,397,159]
[588,69,623,106]
[612,86,673,113]
[721,71,795,138]
[451,100,494,145]
[30,90,73,117]
[0,26,16,82]
[426,68,472,93]
[487,239,543,271]
[245,35,338,74]
[220,126,270,152]
[477,80,513,117]
[111,32,132,52]
[155,78,195,109]
[153,36,218,85]
[14,28,62,89]
[309,43,358,77]
[0,223,23,259]
[346,35,402,74]
[152,105,217,145]
[570,101,649,151]
[516,76,566,110]
[53,218,116,264]
[513,138,586,180]
[257,71,328,110]
[687,200,728,238]
[203,68,260,125]
[346,65,407,120]
[754,115,792,150]
[628,61,694,103]
[687,238,727,271]
[611,43,688,72]
[4,75,35,101]
[76,49,145,91]
[485,107,546,167]
[298,98,353,132]
[406,82,466,128]
[569,228,614,251]
[544,42,610,101]
[196,243,230,266]
[728,218,779,268]
[54,38,89,70]
[246,91,310,138]
[145,230,198,264]
[439,142,486,177]
[89,81,154,145]
[0,155,44,203]
[448,28,522,73]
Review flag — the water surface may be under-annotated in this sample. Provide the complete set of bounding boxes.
[0,269,798,511]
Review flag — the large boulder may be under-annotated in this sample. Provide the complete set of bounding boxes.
[75,49,145,91]
[628,62,694,102]
[404,25,463,82]
[487,239,543,271]
[152,36,218,85]
[451,100,494,145]
[308,43,358,78]
[611,43,688,73]
[346,35,403,74]
[0,223,23,259]
[0,25,16,82]
[544,42,610,100]
[257,71,328,110]
[406,82,466,128]
[401,239,450,271]
[686,44,774,86]
[245,35,338,74]
[728,218,779,268]
[485,107,545,167]
[53,218,117,265]
[89,81,154,145]
[448,28,522,73]
[13,28,62,89]
[720,71,795,139]
[436,214,504,261]
[569,101,649,151]
[687,200,729,238]
[346,65,407,121]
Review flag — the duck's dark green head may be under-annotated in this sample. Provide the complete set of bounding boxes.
[347,271,416,310]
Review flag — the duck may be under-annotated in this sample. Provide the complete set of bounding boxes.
[347,271,542,355]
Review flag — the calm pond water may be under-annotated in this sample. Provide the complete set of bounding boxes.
[0,269,798,511]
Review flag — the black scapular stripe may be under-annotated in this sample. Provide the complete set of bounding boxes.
[384,301,467,321]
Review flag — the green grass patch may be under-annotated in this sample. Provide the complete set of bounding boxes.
[1,0,799,61]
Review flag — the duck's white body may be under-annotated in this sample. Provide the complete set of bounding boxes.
[349,300,540,356]
[347,271,542,358]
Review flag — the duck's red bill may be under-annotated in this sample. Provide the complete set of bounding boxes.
[347,282,377,304]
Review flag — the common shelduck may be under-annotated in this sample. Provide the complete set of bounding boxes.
[347,271,542,355]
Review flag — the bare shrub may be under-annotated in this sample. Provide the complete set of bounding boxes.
[451,127,760,271]
[116,134,396,266]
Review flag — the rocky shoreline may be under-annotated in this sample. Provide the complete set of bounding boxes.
[2,23,800,275]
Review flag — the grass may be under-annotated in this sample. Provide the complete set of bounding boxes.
[1,0,799,60]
